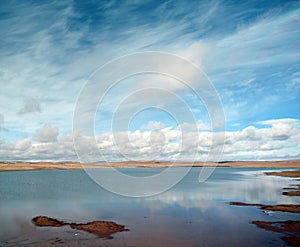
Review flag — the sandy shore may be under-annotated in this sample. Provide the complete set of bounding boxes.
[0,160,300,172]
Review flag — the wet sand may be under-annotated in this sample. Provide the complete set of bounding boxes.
[33,216,129,239]
[0,160,300,172]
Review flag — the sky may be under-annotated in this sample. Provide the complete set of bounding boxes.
[0,0,299,161]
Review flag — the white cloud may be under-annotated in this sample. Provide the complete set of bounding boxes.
[0,1,86,136]
[0,118,299,161]
[0,1,299,162]
[256,118,299,140]
[176,41,214,69]
[19,98,41,114]
[34,125,59,143]
[0,114,7,131]
[256,118,300,126]
[179,120,211,132]
[141,121,164,130]
[2,138,31,151]
[211,7,300,70]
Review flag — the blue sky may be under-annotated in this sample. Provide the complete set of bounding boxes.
[0,0,299,161]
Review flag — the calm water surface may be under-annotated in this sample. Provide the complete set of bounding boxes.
[0,168,299,246]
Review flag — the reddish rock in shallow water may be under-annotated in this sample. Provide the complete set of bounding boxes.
[252,220,300,246]
[283,191,300,196]
[33,216,65,227]
[32,216,129,239]
[229,202,300,213]
[265,170,300,178]
[69,221,128,239]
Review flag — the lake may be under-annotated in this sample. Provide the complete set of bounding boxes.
[0,168,299,246]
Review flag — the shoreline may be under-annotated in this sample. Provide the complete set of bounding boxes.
[0,160,299,172]
[229,169,300,246]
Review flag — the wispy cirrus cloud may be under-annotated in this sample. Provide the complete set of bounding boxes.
[0,0,299,160]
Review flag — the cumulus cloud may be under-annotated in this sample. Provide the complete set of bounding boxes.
[19,98,41,114]
[256,118,299,140]
[0,118,299,161]
[3,138,31,151]
[141,121,164,130]
[179,120,211,132]
[34,125,59,143]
